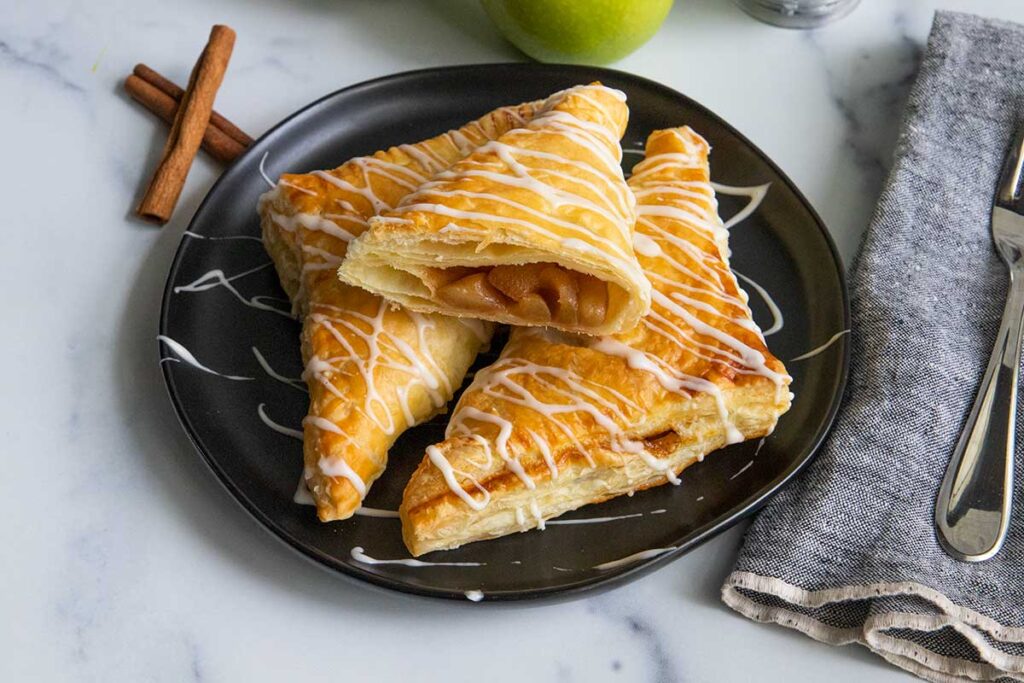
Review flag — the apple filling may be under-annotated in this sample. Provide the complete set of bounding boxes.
[423,263,609,327]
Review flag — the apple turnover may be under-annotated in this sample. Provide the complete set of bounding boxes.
[338,83,650,336]
[258,100,538,521]
[399,127,793,555]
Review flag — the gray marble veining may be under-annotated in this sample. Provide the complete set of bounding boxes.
[2,1,1023,682]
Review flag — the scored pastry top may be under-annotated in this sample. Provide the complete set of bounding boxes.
[338,83,652,336]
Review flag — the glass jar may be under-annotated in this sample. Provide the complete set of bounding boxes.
[735,0,860,29]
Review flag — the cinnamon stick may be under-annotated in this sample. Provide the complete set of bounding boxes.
[125,73,246,164]
[136,25,236,224]
[132,63,253,148]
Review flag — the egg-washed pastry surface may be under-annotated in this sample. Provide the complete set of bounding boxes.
[338,83,650,336]
[399,127,793,556]
[257,100,538,522]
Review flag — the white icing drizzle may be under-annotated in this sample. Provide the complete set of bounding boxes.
[791,329,850,361]
[729,460,754,480]
[376,84,643,285]
[304,298,451,439]
[710,182,771,230]
[350,547,484,567]
[158,335,253,380]
[318,456,367,496]
[593,546,679,571]
[526,429,558,478]
[260,127,491,450]
[294,473,315,506]
[398,143,446,175]
[457,407,534,489]
[448,357,643,474]
[201,114,530,519]
[733,270,784,336]
[424,130,791,513]
[257,403,303,440]
[529,499,545,530]
[353,507,400,519]
[589,336,743,446]
[426,444,489,511]
[258,151,275,189]
[184,230,263,243]
[281,180,317,196]
[632,232,662,257]
[256,107,535,448]
[547,512,644,525]
[303,415,368,496]
[173,263,293,318]
[269,209,359,245]
[251,347,306,391]
[258,108,522,322]
[464,590,485,602]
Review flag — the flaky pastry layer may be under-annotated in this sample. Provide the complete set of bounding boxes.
[339,83,649,336]
[258,101,538,521]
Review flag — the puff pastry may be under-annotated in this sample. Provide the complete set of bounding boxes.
[399,127,793,555]
[338,83,650,336]
[258,100,538,521]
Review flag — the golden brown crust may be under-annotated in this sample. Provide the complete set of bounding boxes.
[401,396,780,556]
[257,101,539,521]
[338,84,650,335]
[260,100,539,315]
[400,127,793,555]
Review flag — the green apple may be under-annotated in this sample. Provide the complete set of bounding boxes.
[481,0,674,65]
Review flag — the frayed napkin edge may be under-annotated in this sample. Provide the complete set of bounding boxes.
[722,570,1024,682]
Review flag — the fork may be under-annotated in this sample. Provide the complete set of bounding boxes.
[935,126,1024,562]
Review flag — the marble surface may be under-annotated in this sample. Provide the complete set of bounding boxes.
[3,0,1023,681]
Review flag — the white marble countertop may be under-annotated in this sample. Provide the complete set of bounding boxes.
[4,1,1023,681]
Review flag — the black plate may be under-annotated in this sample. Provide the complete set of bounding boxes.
[159,64,849,602]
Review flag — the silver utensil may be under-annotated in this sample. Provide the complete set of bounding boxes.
[936,126,1024,562]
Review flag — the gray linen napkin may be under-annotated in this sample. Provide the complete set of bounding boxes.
[722,11,1024,683]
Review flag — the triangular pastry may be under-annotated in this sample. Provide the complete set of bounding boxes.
[399,127,793,555]
[258,101,538,521]
[338,83,650,336]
